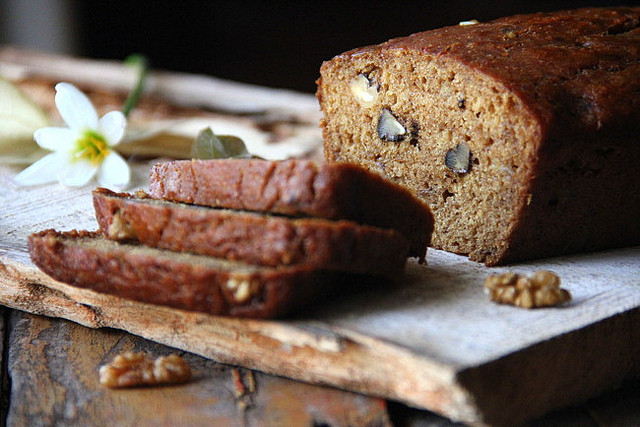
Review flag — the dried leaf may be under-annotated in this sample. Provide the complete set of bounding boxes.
[118,130,195,159]
[0,77,50,164]
[117,117,319,160]
[118,118,265,159]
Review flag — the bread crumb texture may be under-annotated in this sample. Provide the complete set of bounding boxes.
[317,7,640,265]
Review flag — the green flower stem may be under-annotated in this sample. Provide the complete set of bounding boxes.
[122,54,149,118]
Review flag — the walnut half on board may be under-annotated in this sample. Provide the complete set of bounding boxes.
[99,351,192,388]
[484,270,571,309]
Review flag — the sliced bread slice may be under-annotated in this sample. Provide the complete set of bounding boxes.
[148,159,433,260]
[28,229,358,318]
[93,188,409,279]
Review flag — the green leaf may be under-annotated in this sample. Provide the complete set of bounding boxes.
[191,127,250,159]
[0,77,50,164]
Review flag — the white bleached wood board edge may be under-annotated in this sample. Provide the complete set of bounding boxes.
[0,46,321,123]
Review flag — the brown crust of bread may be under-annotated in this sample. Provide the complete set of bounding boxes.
[92,188,409,278]
[147,159,433,260]
[28,229,353,319]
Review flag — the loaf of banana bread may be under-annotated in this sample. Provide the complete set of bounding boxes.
[28,229,352,318]
[317,7,640,265]
[93,188,409,278]
[148,158,434,260]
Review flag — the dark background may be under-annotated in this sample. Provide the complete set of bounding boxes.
[5,1,639,93]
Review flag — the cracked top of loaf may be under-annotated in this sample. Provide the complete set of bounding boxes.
[331,7,640,136]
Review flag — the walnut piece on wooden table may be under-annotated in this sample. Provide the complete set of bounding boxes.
[484,270,571,309]
[99,351,192,388]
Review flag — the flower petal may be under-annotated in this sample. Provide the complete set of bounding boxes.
[98,111,127,146]
[14,152,66,186]
[34,127,78,152]
[57,157,98,187]
[97,152,130,188]
[55,82,99,130]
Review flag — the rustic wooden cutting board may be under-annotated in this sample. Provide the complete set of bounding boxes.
[1,49,639,427]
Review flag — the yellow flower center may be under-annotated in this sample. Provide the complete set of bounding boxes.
[74,130,109,165]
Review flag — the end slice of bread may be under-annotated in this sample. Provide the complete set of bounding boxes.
[28,229,363,318]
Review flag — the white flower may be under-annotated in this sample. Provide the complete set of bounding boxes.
[15,82,130,188]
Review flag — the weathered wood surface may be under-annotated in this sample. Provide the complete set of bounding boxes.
[2,302,639,427]
[0,307,8,423]
[3,309,639,427]
[3,310,392,427]
[0,46,321,122]
[1,49,639,426]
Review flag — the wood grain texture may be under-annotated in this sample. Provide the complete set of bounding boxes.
[4,308,640,426]
[5,310,391,427]
[0,46,321,123]
[1,50,639,426]
[0,306,8,424]
[394,380,640,427]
